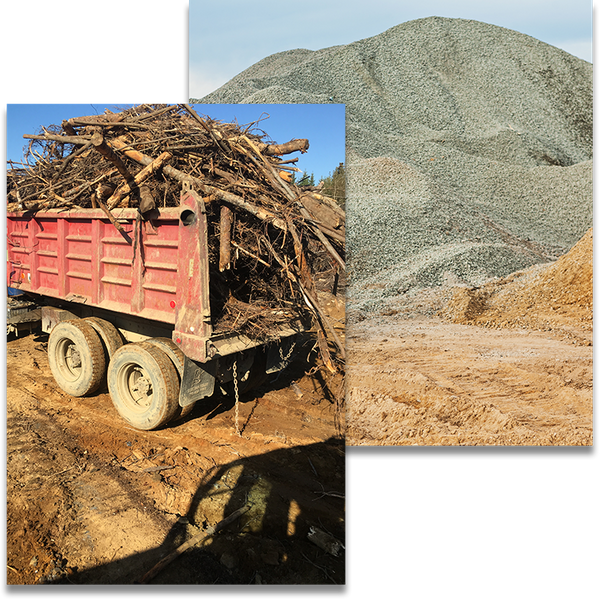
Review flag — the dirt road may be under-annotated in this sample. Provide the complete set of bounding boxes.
[346,312,592,446]
[6,325,345,585]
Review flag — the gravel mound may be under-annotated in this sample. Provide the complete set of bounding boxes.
[193,17,593,311]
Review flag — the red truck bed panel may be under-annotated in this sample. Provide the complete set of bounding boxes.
[8,208,181,327]
[8,188,302,364]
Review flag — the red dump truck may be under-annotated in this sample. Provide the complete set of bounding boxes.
[7,184,303,430]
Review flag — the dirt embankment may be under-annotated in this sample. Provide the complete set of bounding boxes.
[6,322,345,585]
[444,228,592,338]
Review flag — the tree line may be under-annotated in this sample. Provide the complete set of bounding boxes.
[293,162,345,208]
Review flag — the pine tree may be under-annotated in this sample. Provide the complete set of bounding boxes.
[320,162,345,207]
[298,172,315,187]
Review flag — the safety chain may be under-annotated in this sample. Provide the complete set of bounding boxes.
[233,345,294,437]
[279,341,296,367]
[233,359,241,437]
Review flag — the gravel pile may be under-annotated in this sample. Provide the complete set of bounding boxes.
[193,16,593,311]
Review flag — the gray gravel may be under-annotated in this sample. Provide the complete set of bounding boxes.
[193,17,593,311]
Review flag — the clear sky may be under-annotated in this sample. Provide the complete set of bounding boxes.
[5,0,593,185]
[6,104,345,183]
[189,104,346,181]
[190,0,593,98]
[7,104,132,166]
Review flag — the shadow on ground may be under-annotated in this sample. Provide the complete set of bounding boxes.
[51,437,345,585]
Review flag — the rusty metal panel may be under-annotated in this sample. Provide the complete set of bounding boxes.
[99,222,134,308]
[172,187,212,362]
[136,216,180,324]
[41,306,77,334]
[7,216,33,288]
[64,218,93,299]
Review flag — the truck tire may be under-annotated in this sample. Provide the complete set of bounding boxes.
[107,342,180,430]
[144,337,184,377]
[48,320,106,397]
[144,337,196,420]
[84,317,124,361]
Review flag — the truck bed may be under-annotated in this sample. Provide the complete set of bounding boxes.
[7,189,304,364]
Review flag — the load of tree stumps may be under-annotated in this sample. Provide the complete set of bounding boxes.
[7,104,345,371]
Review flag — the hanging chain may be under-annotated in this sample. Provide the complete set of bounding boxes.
[233,359,241,437]
[279,341,296,366]
[233,346,294,437]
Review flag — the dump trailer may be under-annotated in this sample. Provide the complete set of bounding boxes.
[6,184,304,430]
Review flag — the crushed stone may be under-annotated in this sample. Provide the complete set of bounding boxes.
[193,16,593,312]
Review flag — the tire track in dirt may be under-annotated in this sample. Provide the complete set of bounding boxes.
[346,316,592,446]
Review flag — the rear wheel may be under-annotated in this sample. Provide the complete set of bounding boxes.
[107,342,180,430]
[48,320,106,396]
[84,317,124,360]
[144,337,184,376]
[144,337,195,420]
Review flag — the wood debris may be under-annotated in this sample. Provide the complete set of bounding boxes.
[7,103,346,370]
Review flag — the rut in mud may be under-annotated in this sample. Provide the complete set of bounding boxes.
[345,223,592,447]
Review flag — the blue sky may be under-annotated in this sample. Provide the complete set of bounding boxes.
[7,104,132,166]
[190,0,593,98]
[6,103,345,184]
[189,104,346,181]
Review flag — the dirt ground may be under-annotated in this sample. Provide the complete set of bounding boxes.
[346,313,592,446]
[6,295,345,585]
[346,231,593,446]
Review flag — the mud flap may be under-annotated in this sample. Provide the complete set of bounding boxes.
[179,355,217,407]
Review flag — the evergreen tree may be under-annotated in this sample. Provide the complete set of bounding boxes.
[298,172,315,187]
[320,162,345,207]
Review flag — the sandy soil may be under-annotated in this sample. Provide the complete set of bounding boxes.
[346,314,591,446]
[6,304,345,585]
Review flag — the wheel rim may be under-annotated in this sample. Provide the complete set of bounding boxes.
[56,338,83,382]
[117,363,155,411]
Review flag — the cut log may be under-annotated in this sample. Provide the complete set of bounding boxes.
[299,194,345,230]
[23,133,92,145]
[66,114,124,126]
[260,138,309,156]
[305,191,346,219]
[219,205,233,271]
[106,151,172,209]
[61,120,77,136]
[90,132,135,183]
[138,184,156,214]
[96,182,116,200]
[228,137,309,156]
